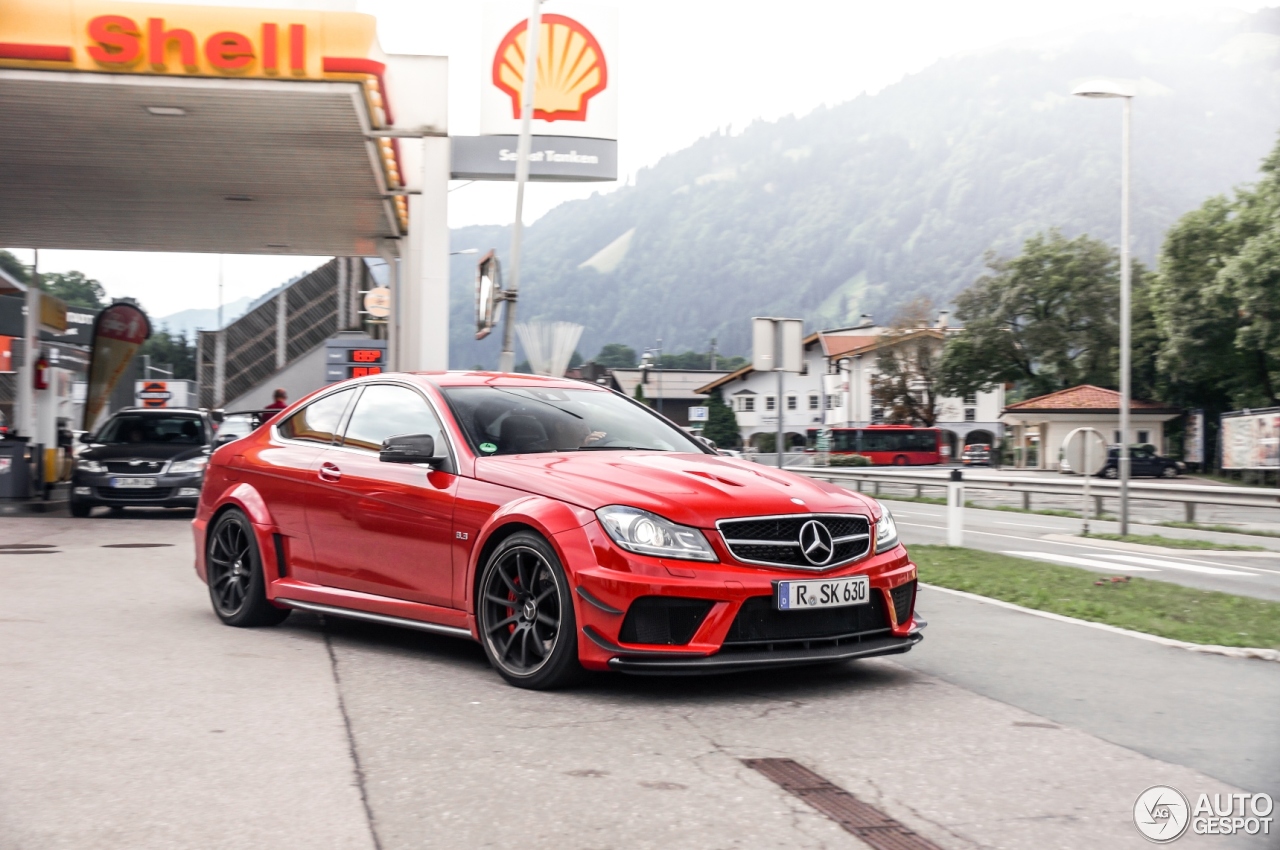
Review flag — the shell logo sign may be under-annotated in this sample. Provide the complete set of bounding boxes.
[481,3,617,141]
[492,14,607,123]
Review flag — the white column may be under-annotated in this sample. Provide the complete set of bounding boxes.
[402,136,450,371]
[18,283,38,438]
[275,292,288,370]
[214,331,226,407]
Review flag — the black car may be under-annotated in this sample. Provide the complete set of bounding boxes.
[70,408,215,517]
[1097,445,1184,479]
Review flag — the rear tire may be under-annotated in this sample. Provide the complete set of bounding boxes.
[69,500,92,518]
[1102,467,1119,479]
[206,509,290,628]
[476,531,583,690]
[1162,466,1179,479]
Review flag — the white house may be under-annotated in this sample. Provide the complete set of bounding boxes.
[1001,385,1181,470]
[695,321,1005,455]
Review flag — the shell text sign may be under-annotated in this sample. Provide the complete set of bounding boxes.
[492,14,607,122]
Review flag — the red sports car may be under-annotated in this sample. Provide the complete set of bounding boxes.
[194,372,923,689]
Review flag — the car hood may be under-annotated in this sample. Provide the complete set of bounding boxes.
[474,451,879,528]
[81,443,208,463]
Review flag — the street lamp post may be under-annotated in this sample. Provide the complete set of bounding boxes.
[1073,78,1135,536]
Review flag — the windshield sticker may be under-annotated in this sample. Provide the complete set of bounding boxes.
[480,442,498,454]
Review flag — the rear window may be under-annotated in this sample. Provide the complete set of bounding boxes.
[97,414,206,445]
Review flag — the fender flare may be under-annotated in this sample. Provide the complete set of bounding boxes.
[465,495,593,610]
[196,483,280,583]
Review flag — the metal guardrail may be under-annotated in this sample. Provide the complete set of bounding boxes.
[786,466,1280,522]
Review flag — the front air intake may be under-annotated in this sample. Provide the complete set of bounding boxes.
[618,597,714,645]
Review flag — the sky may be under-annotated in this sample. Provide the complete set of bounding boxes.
[4,0,1272,322]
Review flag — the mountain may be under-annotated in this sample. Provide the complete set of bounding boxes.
[154,296,254,338]
[448,9,1280,368]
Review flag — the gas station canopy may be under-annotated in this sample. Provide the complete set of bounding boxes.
[0,0,445,258]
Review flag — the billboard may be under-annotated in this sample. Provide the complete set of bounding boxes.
[1220,409,1280,469]
[1185,410,1204,465]
[481,3,618,140]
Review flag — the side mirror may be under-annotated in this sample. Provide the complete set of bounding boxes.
[79,432,95,444]
[215,433,239,446]
[210,409,225,424]
[380,434,445,466]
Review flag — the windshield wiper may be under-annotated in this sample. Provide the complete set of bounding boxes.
[575,445,659,451]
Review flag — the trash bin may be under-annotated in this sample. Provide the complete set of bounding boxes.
[0,438,34,499]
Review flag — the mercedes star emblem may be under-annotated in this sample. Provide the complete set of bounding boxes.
[798,519,835,565]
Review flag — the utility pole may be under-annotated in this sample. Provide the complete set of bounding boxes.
[709,337,717,371]
[498,0,544,373]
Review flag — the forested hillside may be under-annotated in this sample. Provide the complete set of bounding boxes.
[449,10,1280,367]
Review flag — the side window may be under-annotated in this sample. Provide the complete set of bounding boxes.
[278,389,355,444]
[342,384,445,453]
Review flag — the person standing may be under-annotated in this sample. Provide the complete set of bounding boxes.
[264,389,288,411]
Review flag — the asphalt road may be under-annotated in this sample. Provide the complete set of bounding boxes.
[1,513,1276,850]
[880,498,1280,602]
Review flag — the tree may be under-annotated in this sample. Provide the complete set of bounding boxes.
[1151,134,1280,411]
[0,250,29,283]
[138,328,196,380]
[939,230,1126,399]
[38,271,109,311]
[870,298,943,425]
[633,380,647,405]
[595,343,638,368]
[702,389,740,448]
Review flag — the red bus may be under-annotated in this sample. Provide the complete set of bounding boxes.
[806,426,944,465]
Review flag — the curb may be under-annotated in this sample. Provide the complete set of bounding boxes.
[919,582,1280,663]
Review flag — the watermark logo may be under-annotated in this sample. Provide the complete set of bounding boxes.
[1134,786,1190,843]
[1134,786,1274,842]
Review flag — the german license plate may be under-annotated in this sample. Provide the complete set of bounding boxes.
[776,575,868,611]
[110,477,157,488]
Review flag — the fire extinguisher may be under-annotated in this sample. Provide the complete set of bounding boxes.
[33,354,49,390]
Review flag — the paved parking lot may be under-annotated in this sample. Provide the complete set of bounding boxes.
[1,513,1275,849]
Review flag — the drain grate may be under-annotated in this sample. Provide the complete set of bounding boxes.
[101,543,175,549]
[0,544,56,550]
[742,758,944,850]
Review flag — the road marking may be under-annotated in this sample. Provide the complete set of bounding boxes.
[1084,552,1256,576]
[991,520,1064,530]
[1003,550,1159,572]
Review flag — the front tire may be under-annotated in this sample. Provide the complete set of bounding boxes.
[1102,466,1119,479]
[69,500,92,518]
[206,509,290,628]
[477,532,582,690]
[1162,466,1179,479]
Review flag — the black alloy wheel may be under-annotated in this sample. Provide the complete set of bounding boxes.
[206,509,290,628]
[477,532,582,689]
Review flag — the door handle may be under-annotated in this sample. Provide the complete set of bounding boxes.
[319,462,341,482]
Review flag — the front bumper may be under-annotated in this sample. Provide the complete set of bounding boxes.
[555,519,923,674]
[71,471,204,507]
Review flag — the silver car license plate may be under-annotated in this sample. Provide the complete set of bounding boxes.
[110,477,157,488]
[776,575,869,611]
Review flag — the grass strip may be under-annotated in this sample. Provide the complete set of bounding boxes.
[1158,520,1280,540]
[911,544,1280,649]
[879,495,1115,520]
[1081,532,1265,552]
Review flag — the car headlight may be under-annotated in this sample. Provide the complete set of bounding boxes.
[874,501,900,554]
[76,459,105,473]
[168,457,208,475]
[596,505,718,562]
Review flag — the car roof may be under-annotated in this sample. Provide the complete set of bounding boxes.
[115,407,206,416]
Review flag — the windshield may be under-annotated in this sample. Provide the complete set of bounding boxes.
[442,386,708,456]
[96,414,206,445]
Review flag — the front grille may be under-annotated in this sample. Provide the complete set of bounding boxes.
[718,514,871,569]
[95,487,174,502]
[618,597,714,645]
[103,460,166,474]
[890,580,916,625]
[722,593,891,651]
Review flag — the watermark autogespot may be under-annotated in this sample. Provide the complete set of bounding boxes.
[1134,785,1274,842]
